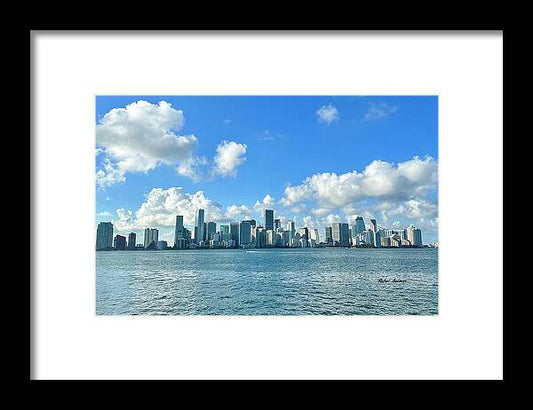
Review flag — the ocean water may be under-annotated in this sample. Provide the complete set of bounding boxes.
[96,248,438,315]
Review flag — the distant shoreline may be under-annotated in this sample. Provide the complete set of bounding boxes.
[96,246,437,252]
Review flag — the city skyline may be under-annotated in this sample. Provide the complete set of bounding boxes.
[96,207,430,251]
[96,96,438,244]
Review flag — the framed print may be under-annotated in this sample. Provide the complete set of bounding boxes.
[31,30,503,380]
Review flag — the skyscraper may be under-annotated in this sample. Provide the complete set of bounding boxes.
[207,221,216,241]
[407,225,423,247]
[127,232,136,249]
[332,223,350,247]
[144,228,159,249]
[230,222,240,247]
[220,224,230,241]
[331,223,341,246]
[239,220,252,246]
[340,223,350,246]
[195,209,205,244]
[264,209,274,231]
[369,219,380,248]
[286,221,295,233]
[114,234,127,250]
[325,226,333,246]
[174,215,184,247]
[96,222,113,250]
[274,218,281,230]
[355,216,366,235]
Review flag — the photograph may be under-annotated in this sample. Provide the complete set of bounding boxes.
[95,95,439,315]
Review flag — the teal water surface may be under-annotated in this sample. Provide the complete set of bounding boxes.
[96,248,438,315]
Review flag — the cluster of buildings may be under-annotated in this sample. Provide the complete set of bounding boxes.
[96,209,427,251]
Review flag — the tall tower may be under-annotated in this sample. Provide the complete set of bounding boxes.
[264,209,274,231]
[369,219,380,248]
[127,232,136,249]
[96,222,113,250]
[195,209,205,244]
[174,215,184,247]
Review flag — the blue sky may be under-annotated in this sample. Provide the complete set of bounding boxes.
[96,96,438,244]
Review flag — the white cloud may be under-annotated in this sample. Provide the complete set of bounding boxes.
[289,204,307,214]
[281,156,437,208]
[176,156,209,182]
[316,104,339,124]
[111,187,256,242]
[96,100,198,188]
[325,214,341,224]
[212,140,247,177]
[223,119,232,125]
[253,194,275,212]
[97,211,112,217]
[310,207,331,216]
[376,199,438,223]
[363,102,399,121]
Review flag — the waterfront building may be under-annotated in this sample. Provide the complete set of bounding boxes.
[407,225,423,247]
[331,223,350,247]
[96,222,114,250]
[239,220,253,246]
[275,229,284,247]
[354,216,366,235]
[325,226,333,246]
[332,223,340,246]
[114,234,126,250]
[174,215,184,247]
[207,221,217,241]
[299,227,309,247]
[127,232,136,249]
[230,222,240,247]
[156,240,168,250]
[369,219,380,248]
[219,224,230,241]
[311,228,320,243]
[144,228,159,249]
[287,221,295,233]
[381,236,391,247]
[195,209,205,244]
[266,229,275,247]
[255,226,266,248]
[340,223,350,247]
[413,228,423,247]
[264,209,274,231]
[274,218,281,230]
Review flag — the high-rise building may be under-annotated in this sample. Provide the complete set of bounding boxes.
[230,222,240,247]
[266,229,275,247]
[195,209,205,244]
[174,215,184,247]
[406,225,423,247]
[325,226,333,246]
[127,232,136,249]
[331,223,341,246]
[239,220,252,246]
[113,234,126,250]
[96,222,114,250]
[286,221,295,233]
[219,224,230,241]
[311,228,320,243]
[274,218,281,230]
[144,228,159,249]
[355,216,366,235]
[340,223,350,246]
[256,226,266,248]
[264,209,274,231]
[207,221,216,241]
[369,219,380,248]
